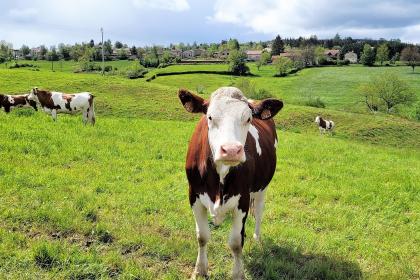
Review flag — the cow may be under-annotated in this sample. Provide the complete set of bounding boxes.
[0,94,38,113]
[27,87,95,125]
[315,116,334,134]
[179,87,283,279]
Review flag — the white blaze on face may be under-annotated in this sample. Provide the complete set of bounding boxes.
[27,88,38,103]
[206,87,252,167]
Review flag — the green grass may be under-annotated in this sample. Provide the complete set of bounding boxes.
[0,65,419,279]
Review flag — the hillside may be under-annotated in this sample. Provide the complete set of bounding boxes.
[0,65,419,279]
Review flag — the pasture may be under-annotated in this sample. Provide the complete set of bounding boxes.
[0,63,419,279]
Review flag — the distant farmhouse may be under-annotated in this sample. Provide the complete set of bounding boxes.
[344,51,358,63]
[246,50,262,61]
[324,49,340,59]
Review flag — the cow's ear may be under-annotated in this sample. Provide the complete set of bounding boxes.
[251,99,283,120]
[32,87,38,95]
[178,89,208,114]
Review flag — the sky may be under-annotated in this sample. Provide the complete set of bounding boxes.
[1,0,419,48]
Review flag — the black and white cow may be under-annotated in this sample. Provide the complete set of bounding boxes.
[0,94,37,113]
[315,116,334,134]
[179,87,283,279]
[27,87,95,125]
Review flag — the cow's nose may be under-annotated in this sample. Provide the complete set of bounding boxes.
[220,144,243,157]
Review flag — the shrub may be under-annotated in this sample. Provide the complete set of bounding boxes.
[248,88,273,100]
[361,44,376,66]
[227,50,249,75]
[305,96,326,108]
[125,61,148,79]
[104,65,113,72]
[318,57,336,65]
[273,56,293,77]
[359,72,416,113]
[337,59,350,66]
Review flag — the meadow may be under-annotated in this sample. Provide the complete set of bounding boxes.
[0,61,419,279]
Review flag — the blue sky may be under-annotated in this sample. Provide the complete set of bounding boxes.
[1,0,419,48]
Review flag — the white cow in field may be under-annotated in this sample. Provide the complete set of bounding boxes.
[28,87,95,125]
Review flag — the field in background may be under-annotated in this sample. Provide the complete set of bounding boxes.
[0,63,419,279]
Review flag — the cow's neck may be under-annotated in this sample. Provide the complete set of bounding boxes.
[215,162,231,184]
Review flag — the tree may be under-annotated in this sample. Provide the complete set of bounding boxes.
[301,46,315,66]
[360,44,376,66]
[58,43,71,60]
[89,39,95,48]
[274,57,293,76]
[130,45,137,56]
[227,38,240,51]
[39,45,48,60]
[114,41,123,49]
[359,72,416,113]
[227,50,249,75]
[46,46,59,61]
[400,46,420,72]
[376,43,389,65]
[314,46,326,65]
[0,40,13,64]
[271,35,284,55]
[20,45,30,57]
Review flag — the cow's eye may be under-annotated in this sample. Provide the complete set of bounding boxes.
[247,117,251,123]
[208,116,212,121]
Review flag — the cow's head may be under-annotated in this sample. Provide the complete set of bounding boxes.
[179,87,283,166]
[27,87,40,103]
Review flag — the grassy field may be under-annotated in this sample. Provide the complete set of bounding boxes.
[0,62,419,279]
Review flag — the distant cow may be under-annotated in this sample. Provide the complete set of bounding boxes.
[27,88,95,125]
[0,94,37,113]
[179,87,283,279]
[315,116,334,134]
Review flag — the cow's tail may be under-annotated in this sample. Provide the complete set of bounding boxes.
[88,94,96,125]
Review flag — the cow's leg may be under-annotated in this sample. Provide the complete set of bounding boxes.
[4,106,10,113]
[82,110,88,125]
[252,189,266,241]
[192,200,210,278]
[229,198,249,280]
[89,107,96,125]
[51,109,57,121]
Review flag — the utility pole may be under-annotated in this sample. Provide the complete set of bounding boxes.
[101,27,105,75]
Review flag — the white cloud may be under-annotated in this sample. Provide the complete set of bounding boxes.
[209,0,420,42]
[132,0,190,11]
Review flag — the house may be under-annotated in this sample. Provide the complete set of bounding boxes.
[271,52,295,62]
[215,49,230,59]
[182,49,203,59]
[324,49,340,59]
[344,51,358,63]
[246,50,262,61]
[170,49,183,58]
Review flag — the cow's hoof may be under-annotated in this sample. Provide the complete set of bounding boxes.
[192,264,209,280]
[232,271,245,280]
[191,271,209,280]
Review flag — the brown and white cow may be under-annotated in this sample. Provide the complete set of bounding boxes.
[27,87,95,125]
[315,116,334,134]
[179,87,283,279]
[0,94,38,113]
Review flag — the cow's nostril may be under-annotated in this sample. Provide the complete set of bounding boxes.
[236,146,243,154]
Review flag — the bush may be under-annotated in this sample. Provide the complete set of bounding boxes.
[125,62,148,79]
[337,59,350,66]
[318,57,336,65]
[227,50,249,75]
[305,96,326,108]
[273,56,293,77]
[359,72,416,113]
[104,65,113,72]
